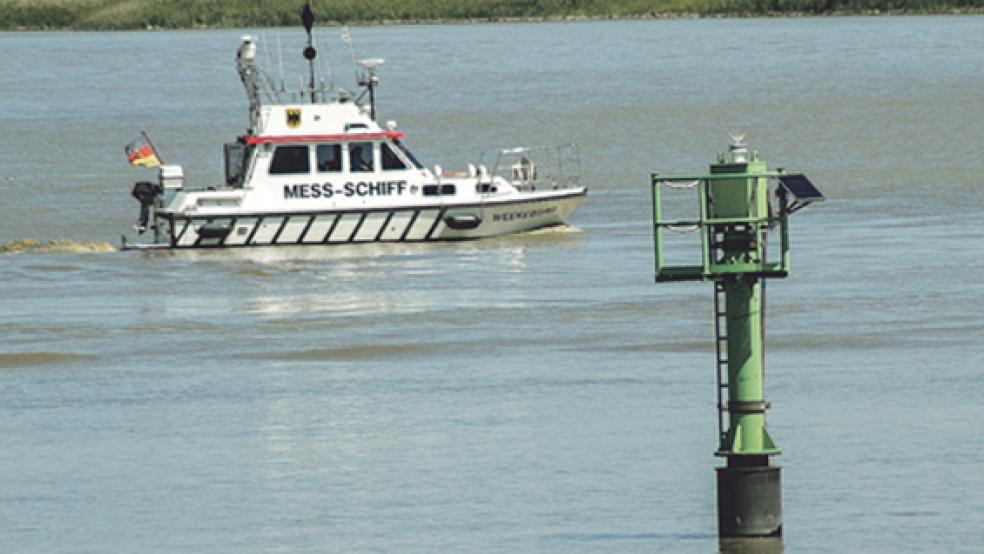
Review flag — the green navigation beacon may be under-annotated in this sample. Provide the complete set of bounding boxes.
[650,137,823,543]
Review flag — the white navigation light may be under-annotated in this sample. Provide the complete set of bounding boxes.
[729,133,748,163]
[386,120,398,131]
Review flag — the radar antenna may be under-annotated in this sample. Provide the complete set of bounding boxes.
[356,58,384,121]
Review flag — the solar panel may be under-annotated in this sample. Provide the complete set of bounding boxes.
[778,174,824,202]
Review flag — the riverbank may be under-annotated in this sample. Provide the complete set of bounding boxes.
[1,0,980,30]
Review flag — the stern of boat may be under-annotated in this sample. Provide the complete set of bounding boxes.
[122,164,186,250]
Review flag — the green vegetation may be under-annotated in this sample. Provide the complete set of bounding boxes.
[1,0,980,30]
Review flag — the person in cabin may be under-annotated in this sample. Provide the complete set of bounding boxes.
[350,144,373,172]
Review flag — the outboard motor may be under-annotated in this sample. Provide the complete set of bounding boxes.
[131,181,161,234]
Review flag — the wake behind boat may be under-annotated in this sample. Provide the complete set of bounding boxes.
[122,5,586,250]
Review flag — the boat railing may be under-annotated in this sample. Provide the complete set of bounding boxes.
[480,143,581,192]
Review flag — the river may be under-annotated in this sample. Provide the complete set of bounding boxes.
[1,15,982,553]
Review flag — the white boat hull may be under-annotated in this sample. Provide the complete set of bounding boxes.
[144,189,585,249]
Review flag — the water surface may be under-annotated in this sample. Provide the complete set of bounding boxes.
[1,16,983,553]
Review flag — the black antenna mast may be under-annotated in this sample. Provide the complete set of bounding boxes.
[301,1,317,102]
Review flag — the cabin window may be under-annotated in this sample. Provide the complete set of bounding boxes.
[381,143,408,171]
[316,144,342,172]
[422,184,456,196]
[269,145,310,175]
[393,139,424,169]
[224,142,249,187]
[348,142,374,173]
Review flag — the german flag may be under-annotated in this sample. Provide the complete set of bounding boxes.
[125,134,161,167]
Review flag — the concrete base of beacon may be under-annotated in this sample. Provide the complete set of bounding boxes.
[717,459,782,539]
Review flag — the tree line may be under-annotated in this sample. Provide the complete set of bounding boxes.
[0,0,979,30]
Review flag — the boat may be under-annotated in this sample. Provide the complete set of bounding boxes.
[122,5,586,250]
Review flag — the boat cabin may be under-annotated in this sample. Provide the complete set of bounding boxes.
[224,104,428,191]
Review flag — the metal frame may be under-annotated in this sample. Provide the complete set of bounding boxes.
[651,171,791,282]
[482,143,582,193]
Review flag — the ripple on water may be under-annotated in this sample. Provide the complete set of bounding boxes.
[23,264,83,273]
[0,238,116,254]
[239,342,449,361]
[0,351,96,368]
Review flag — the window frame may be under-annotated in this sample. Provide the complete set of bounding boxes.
[316,144,343,173]
[393,139,424,169]
[347,142,375,173]
[381,142,409,171]
[268,145,311,175]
